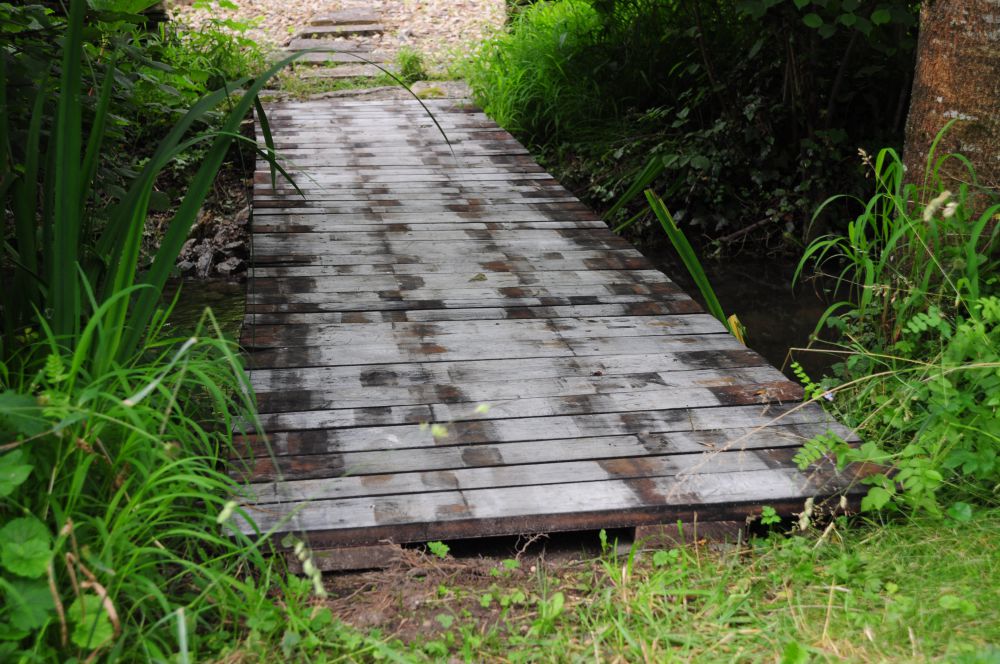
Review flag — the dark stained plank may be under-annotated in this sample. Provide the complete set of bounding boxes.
[236,402,847,456]
[236,463,869,544]
[241,423,856,484]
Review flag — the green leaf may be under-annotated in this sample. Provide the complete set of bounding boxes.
[5,578,55,631]
[946,502,973,522]
[0,450,32,497]
[861,486,892,511]
[781,641,810,664]
[802,13,823,28]
[793,0,810,8]
[0,517,52,578]
[690,155,711,170]
[68,594,114,649]
[818,23,836,38]
[870,8,891,24]
[0,391,46,438]
[427,541,450,559]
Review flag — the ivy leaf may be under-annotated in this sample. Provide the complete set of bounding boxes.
[0,450,33,497]
[68,594,114,650]
[870,8,891,25]
[818,23,836,38]
[802,13,823,28]
[4,578,55,631]
[0,517,53,578]
[793,0,810,8]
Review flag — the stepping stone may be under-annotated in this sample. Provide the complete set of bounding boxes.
[309,9,379,26]
[279,51,390,65]
[286,38,371,52]
[299,64,394,80]
[295,24,384,39]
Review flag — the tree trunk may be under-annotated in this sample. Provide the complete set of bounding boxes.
[903,0,1000,192]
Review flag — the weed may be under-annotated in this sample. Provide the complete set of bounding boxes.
[397,47,428,85]
[428,540,451,559]
[796,128,1000,513]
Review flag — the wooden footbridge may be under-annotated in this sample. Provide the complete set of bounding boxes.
[236,97,864,560]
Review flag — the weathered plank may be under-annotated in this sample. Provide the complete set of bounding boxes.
[252,365,788,413]
[237,402,846,455]
[236,464,866,544]
[307,9,380,26]
[294,23,385,38]
[241,423,853,483]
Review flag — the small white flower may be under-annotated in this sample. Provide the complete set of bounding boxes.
[942,201,959,218]
[922,190,952,222]
[216,500,237,524]
[822,390,835,402]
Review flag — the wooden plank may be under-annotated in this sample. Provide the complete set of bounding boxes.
[236,402,848,456]
[295,24,384,38]
[244,445,844,504]
[253,379,800,431]
[247,254,652,277]
[244,294,698,316]
[240,423,855,483]
[249,271,676,297]
[250,220,607,233]
[247,247,649,267]
[245,349,771,393]
[235,464,866,543]
[308,9,380,26]
[245,314,723,348]
[246,332,740,369]
[252,365,788,413]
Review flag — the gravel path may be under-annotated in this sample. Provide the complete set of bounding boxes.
[166,0,506,63]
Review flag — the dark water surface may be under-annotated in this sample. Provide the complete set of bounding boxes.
[161,279,245,341]
[644,248,838,380]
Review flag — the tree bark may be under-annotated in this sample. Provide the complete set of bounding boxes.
[903,0,1000,192]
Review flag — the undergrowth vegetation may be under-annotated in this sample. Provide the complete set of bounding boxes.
[466,0,918,246]
[0,2,321,660]
[794,131,1000,516]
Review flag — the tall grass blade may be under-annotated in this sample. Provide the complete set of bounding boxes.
[645,189,732,333]
[51,0,87,337]
[119,54,299,359]
[606,155,664,219]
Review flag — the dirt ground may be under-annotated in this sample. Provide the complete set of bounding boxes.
[318,533,615,643]
[166,0,506,63]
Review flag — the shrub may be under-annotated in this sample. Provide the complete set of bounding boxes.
[795,131,1000,515]
[466,0,918,242]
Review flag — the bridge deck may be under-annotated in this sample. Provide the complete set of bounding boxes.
[236,98,862,549]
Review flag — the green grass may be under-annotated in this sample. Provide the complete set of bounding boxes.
[239,514,1000,662]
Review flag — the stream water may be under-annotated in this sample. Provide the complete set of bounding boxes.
[644,248,838,380]
[161,279,246,341]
